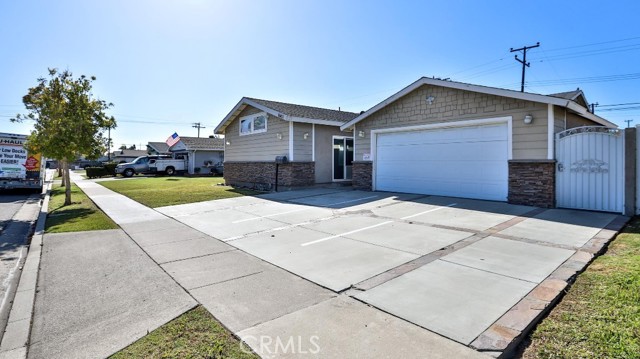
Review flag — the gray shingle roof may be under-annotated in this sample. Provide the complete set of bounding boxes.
[247,98,359,124]
[548,89,582,101]
[178,136,224,151]
[147,142,170,153]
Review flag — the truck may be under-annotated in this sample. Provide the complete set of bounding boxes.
[114,155,170,177]
[148,155,187,176]
[0,133,45,192]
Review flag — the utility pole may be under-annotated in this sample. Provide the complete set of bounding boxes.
[192,122,206,138]
[625,119,634,128]
[590,103,599,113]
[510,42,540,92]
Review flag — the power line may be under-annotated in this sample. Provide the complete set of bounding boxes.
[192,122,206,137]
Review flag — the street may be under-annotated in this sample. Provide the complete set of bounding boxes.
[0,190,41,338]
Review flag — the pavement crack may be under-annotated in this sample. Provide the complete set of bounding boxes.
[188,271,264,291]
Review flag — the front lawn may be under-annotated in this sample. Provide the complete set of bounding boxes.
[522,217,640,358]
[46,184,118,233]
[110,305,257,359]
[99,177,257,208]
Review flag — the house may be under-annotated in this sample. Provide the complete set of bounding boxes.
[110,149,148,163]
[147,142,171,155]
[340,77,616,208]
[169,136,224,174]
[215,78,615,208]
[214,98,359,189]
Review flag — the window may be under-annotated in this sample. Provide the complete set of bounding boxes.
[239,112,268,135]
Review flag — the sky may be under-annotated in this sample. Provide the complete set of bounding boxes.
[1,0,639,151]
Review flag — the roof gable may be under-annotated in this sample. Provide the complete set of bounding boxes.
[147,141,170,153]
[170,136,224,151]
[215,97,359,134]
[340,77,615,130]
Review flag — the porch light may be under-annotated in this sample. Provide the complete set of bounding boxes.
[276,133,283,140]
[524,115,533,124]
[358,130,365,138]
[303,132,309,140]
[225,140,231,145]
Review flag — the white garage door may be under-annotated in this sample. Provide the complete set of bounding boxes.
[375,123,509,201]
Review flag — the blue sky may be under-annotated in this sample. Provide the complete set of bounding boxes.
[1,0,639,150]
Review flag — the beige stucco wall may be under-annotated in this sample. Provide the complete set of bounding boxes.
[353,84,551,160]
[223,106,289,162]
[314,124,348,183]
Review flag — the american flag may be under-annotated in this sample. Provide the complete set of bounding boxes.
[165,132,180,147]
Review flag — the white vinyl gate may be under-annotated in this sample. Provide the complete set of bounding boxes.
[555,127,624,213]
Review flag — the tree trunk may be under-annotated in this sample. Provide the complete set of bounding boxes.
[59,160,66,187]
[63,160,72,206]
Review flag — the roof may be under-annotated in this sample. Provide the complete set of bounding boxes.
[147,141,170,153]
[112,149,147,158]
[340,77,616,130]
[171,136,224,151]
[548,89,589,108]
[215,97,359,134]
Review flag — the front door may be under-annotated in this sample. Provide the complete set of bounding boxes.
[333,137,354,181]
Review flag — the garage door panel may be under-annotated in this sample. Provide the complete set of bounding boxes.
[378,141,507,162]
[375,123,508,201]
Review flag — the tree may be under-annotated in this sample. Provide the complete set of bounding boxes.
[119,144,127,150]
[12,68,116,206]
[128,144,136,150]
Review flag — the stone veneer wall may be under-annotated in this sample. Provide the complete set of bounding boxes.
[352,161,372,191]
[224,161,315,191]
[508,160,556,208]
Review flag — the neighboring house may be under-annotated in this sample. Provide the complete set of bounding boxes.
[340,77,616,208]
[214,98,359,189]
[111,149,148,163]
[169,136,224,174]
[147,142,171,155]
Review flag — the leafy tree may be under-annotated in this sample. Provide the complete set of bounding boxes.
[12,68,116,206]
[119,144,127,150]
[128,144,136,150]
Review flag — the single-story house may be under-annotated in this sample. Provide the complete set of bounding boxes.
[147,141,171,155]
[214,98,359,189]
[110,149,148,163]
[169,136,224,174]
[214,78,615,207]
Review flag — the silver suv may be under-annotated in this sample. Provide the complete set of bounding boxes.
[115,155,169,177]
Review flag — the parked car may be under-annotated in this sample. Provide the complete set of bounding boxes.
[210,162,224,175]
[115,155,169,177]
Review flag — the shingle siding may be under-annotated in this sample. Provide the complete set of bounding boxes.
[224,106,290,162]
[354,84,550,160]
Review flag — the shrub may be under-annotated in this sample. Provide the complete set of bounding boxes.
[103,162,117,174]
[85,167,108,178]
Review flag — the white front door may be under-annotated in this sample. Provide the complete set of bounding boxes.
[375,123,509,201]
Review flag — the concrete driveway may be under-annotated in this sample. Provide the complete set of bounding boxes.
[157,188,623,353]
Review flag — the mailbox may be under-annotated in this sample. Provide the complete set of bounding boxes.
[275,156,288,164]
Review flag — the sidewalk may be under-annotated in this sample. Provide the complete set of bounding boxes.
[69,172,487,358]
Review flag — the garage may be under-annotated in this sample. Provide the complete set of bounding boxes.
[374,122,509,201]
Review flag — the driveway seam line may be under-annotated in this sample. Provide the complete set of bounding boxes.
[438,258,538,284]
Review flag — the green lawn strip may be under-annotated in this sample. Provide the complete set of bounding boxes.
[99,177,257,208]
[523,217,640,359]
[45,183,118,233]
[110,305,258,359]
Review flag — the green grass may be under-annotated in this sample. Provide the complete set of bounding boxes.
[46,184,118,233]
[110,306,257,359]
[522,217,640,359]
[99,177,257,208]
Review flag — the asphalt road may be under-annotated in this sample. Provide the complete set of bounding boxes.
[0,190,41,339]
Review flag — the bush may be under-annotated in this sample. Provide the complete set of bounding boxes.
[103,162,117,174]
[85,167,108,178]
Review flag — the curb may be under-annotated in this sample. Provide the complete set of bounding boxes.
[0,177,53,359]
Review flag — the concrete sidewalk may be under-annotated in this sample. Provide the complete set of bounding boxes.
[29,230,196,359]
[70,173,487,358]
